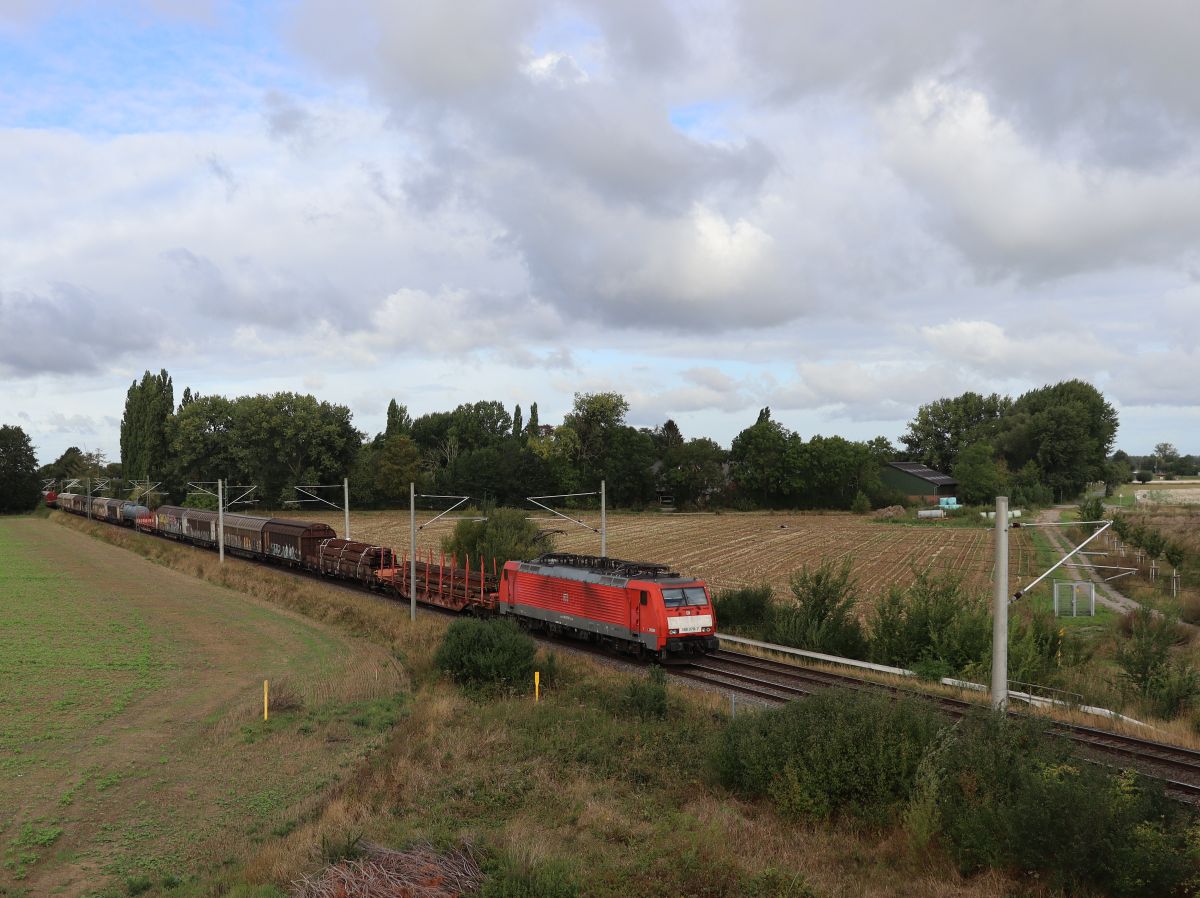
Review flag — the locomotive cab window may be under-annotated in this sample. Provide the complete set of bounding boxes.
[640,591,648,606]
[662,587,709,608]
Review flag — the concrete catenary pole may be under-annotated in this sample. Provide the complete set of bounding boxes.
[218,479,225,564]
[990,495,1009,710]
[409,481,417,622]
[600,479,607,558]
[343,477,350,540]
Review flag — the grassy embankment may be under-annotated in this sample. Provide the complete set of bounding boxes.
[0,517,403,897]
[41,512,1036,898]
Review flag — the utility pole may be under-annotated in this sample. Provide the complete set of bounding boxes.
[218,478,225,564]
[86,478,92,520]
[344,477,351,540]
[991,496,1009,711]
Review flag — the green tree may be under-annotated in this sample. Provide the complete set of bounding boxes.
[385,399,412,437]
[441,507,550,565]
[37,446,90,480]
[787,435,878,509]
[0,425,40,513]
[598,426,656,506]
[525,401,539,437]
[448,400,511,452]
[653,419,685,459]
[119,369,174,480]
[660,437,727,507]
[229,393,360,503]
[1153,442,1178,471]
[900,392,1010,473]
[373,435,420,502]
[952,441,1004,505]
[512,404,523,439]
[729,409,792,507]
[562,392,630,474]
[169,395,237,490]
[998,380,1118,501]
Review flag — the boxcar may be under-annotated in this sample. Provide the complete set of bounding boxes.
[221,512,270,556]
[263,518,337,567]
[155,506,187,538]
[182,509,218,547]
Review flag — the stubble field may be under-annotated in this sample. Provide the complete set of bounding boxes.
[304,509,1037,602]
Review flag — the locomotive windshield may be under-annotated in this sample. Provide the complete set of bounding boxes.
[662,587,708,608]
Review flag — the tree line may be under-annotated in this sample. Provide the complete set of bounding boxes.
[7,371,1171,515]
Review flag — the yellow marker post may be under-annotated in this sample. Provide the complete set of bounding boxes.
[534,671,540,703]
[264,679,269,721]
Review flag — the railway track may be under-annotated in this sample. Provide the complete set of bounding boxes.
[681,649,1200,802]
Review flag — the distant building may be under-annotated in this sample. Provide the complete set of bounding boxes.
[880,462,958,504]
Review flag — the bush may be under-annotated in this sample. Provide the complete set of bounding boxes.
[442,507,550,566]
[850,490,871,514]
[479,855,578,898]
[1115,608,1177,694]
[620,665,668,719]
[435,617,537,692]
[715,689,946,823]
[1137,470,1154,483]
[713,585,774,637]
[771,559,867,658]
[1077,496,1105,534]
[1148,659,1200,719]
[869,570,989,675]
[912,712,1197,896]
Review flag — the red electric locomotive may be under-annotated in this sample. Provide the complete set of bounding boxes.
[500,553,718,659]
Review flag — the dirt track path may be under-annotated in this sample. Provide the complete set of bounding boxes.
[1036,506,1139,614]
[0,517,402,896]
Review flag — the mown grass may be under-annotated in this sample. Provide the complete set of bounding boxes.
[2,518,405,895]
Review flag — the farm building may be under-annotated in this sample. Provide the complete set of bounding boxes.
[880,462,958,503]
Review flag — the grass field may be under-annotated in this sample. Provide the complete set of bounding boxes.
[304,509,1040,604]
[0,518,404,897]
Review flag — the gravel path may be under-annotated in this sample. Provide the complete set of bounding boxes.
[1036,506,1140,614]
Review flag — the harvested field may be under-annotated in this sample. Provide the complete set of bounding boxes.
[0,517,404,897]
[304,510,1037,601]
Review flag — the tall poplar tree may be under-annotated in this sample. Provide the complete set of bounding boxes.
[119,369,174,480]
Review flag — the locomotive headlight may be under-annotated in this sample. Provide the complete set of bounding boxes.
[669,628,679,635]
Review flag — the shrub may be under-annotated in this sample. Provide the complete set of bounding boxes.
[868,570,989,675]
[442,507,550,566]
[1115,608,1177,694]
[1004,609,1065,685]
[479,855,578,898]
[620,665,669,719]
[435,617,536,692]
[850,490,871,514]
[1165,541,1186,571]
[912,712,1196,896]
[1136,470,1153,483]
[1147,659,1200,719]
[771,559,867,658]
[713,585,774,637]
[125,876,152,897]
[1077,496,1105,534]
[715,689,946,824]
[320,829,364,865]
[1143,528,1167,560]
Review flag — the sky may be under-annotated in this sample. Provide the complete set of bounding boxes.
[2,0,1198,467]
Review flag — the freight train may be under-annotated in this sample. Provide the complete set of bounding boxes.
[50,493,718,659]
